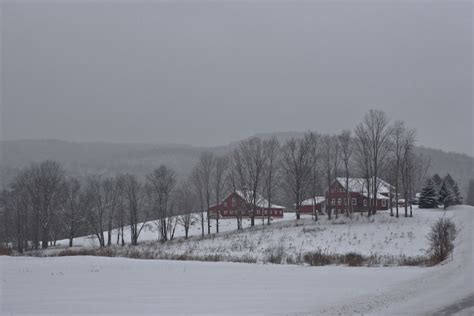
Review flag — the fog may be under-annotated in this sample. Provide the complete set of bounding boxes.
[1,1,472,155]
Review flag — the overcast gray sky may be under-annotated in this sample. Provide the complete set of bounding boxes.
[1,1,472,155]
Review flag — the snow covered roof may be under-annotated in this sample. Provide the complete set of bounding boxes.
[301,196,326,206]
[334,177,392,199]
[235,190,285,209]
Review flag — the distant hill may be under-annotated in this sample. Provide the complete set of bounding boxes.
[0,139,206,185]
[1,136,472,196]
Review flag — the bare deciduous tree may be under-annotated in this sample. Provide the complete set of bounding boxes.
[400,129,416,217]
[58,176,83,247]
[0,185,29,253]
[195,152,215,234]
[115,175,127,246]
[338,130,353,217]
[390,120,406,218]
[262,137,280,225]
[359,110,392,215]
[321,135,339,219]
[354,125,372,216]
[19,161,65,249]
[191,166,206,237]
[175,180,198,239]
[147,165,176,241]
[83,175,117,248]
[227,150,243,230]
[234,137,266,226]
[120,174,148,246]
[281,137,312,220]
[212,155,228,233]
[306,132,321,221]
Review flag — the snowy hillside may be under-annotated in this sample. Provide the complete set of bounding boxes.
[2,205,472,315]
[52,207,456,265]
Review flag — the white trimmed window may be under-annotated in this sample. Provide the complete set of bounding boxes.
[352,198,357,206]
[337,198,342,205]
[363,199,367,207]
[331,199,335,206]
[382,199,387,207]
[224,210,228,215]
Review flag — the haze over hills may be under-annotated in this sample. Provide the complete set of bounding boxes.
[1,134,472,196]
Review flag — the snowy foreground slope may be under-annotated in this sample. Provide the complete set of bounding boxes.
[1,206,473,315]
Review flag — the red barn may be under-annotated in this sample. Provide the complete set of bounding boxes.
[299,196,325,214]
[208,190,285,218]
[326,177,393,214]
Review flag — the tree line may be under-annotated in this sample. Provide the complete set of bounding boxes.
[0,109,434,252]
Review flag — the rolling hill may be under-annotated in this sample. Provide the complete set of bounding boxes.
[1,135,472,195]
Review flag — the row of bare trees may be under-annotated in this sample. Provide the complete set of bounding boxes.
[188,110,429,228]
[353,110,430,217]
[0,161,201,252]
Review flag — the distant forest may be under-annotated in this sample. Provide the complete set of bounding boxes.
[1,133,472,196]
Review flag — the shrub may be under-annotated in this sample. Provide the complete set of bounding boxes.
[343,252,364,266]
[399,255,428,266]
[56,247,115,257]
[426,217,457,265]
[266,244,285,264]
[57,249,96,256]
[303,251,333,266]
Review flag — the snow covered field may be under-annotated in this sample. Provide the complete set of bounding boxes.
[54,207,453,263]
[55,212,295,248]
[1,206,473,315]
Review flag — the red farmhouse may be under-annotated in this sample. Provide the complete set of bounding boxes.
[326,177,393,214]
[299,196,325,214]
[208,190,285,218]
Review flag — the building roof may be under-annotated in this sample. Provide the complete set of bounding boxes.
[301,196,326,206]
[334,177,392,200]
[235,190,285,209]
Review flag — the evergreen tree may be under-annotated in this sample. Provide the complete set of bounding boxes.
[466,179,474,206]
[444,174,463,206]
[419,178,438,209]
[451,181,463,205]
[432,174,443,200]
[432,174,443,188]
[438,180,455,210]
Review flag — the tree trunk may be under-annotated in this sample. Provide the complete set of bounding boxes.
[396,181,399,218]
[207,210,211,235]
[404,190,408,217]
[201,211,205,238]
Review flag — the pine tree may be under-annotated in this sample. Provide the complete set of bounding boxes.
[432,174,443,200]
[419,179,438,209]
[438,180,455,210]
[443,174,463,206]
[466,179,474,206]
[451,181,463,205]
